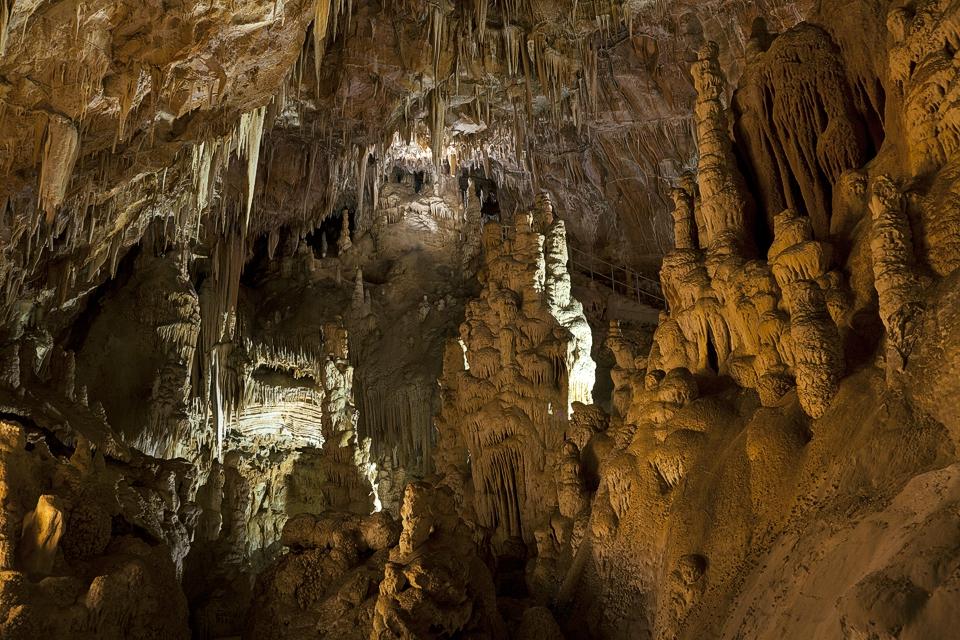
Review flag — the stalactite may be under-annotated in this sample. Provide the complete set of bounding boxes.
[197,228,246,459]
[356,146,369,230]
[114,73,140,149]
[313,0,332,85]
[238,106,267,228]
[38,116,80,224]
[430,90,446,169]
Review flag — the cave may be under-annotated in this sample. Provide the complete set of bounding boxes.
[2,1,960,639]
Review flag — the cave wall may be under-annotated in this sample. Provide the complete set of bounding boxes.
[1,1,960,639]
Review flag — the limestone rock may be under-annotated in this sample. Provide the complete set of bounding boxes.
[17,495,65,577]
[372,482,506,640]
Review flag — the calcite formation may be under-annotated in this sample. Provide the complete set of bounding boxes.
[1,0,960,639]
[0,421,193,639]
[869,174,925,370]
[733,23,876,238]
[245,510,400,639]
[434,201,594,544]
[651,43,847,418]
[372,482,505,639]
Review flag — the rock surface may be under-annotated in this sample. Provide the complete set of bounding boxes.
[1,1,960,639]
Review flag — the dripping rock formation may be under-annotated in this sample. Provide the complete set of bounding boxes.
[1,1,960,639]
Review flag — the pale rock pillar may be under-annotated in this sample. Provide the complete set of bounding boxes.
[869,175,924,371]
[691,41,753,254]
[769,209,844,417]
[338,208,352,254]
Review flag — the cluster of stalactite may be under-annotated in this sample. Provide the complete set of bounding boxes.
[733,23,877,239]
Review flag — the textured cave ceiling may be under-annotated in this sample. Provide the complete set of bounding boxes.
[0,0,816,310]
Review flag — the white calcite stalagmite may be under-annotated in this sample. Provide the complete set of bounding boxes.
[541,196,596,409]
[352,267,365,311]
[435,204,595,545]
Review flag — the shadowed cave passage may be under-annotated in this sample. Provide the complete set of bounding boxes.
[2,1,960,639]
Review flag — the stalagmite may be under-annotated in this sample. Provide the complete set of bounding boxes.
[769,210,844,417]
[338,207,352,253]
[351,267,364,310]
[436,202,594,543]
[691,42,753,254]
[0,0,10,57]
[869,175,923,370]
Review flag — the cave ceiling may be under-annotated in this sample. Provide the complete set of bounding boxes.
[0,0,815,319]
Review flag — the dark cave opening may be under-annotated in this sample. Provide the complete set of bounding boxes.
[304,211,352,259]
[60,243,142,353]
[706,331,720,373]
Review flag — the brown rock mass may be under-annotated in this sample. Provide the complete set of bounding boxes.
[0,1,959,639]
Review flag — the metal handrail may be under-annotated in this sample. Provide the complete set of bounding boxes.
[569,246,665,308]
[568,245,660,287]
[494,223,665,308]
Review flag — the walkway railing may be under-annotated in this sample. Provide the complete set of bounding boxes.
[568,245,665,308]
[491,221,665,308]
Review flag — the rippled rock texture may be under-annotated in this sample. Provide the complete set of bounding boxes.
[2,0,960,639]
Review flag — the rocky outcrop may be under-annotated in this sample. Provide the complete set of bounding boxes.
[245,510,400,640]
[247,481,505,640]
[434,205,595,544]
[0,420,193,639]
[372,482,506,639]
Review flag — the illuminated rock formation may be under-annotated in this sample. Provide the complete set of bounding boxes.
[690,42,755,255]
[372,482,506,639]
[2,1,960,639]
[650,42,848,418]
[435,207,595,544]
[768,209,845,417]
